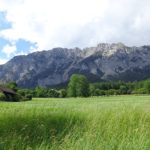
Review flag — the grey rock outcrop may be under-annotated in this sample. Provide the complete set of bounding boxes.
[1,43,150,88]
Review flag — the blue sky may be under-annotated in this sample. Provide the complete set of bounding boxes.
[0,0,150,64]
[0,11,37,64]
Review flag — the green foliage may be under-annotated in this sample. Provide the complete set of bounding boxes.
[35,86,48,97]
[0,82,32,102]
[47,89,60,98]
[3,78,150,99]
[144,80,150,94]
[13,94,23,102]
[59,89,67,98]
[6,81,18,91]
[106,89,119,95]
[19,87,61,98]
[119,85,128,94]
[94,89,102,96]
[92,89,105,96]
[67,74,89,97]
[17,89,26,96]
[0,93,6,101]
[89,80,150,96]
[67,74,79,97]
[25,94,32,100]
[132,88,147,94]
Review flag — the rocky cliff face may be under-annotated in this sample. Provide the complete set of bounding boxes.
[1,43,150,88]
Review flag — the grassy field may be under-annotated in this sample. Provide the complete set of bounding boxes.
[0,96,150,150]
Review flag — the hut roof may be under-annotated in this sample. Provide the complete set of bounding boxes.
[0,87,16,95]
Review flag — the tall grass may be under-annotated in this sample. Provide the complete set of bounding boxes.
[0,96,150,150]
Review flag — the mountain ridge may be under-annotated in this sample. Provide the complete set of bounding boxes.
[1,43,150,88]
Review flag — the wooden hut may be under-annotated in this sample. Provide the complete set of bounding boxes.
[0,87,16,101]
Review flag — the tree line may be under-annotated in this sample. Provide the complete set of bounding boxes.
[1,74,150,101]
[67,74,150,96]
[33,74,150,97]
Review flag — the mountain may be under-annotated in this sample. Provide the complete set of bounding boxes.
[1,43,150,88]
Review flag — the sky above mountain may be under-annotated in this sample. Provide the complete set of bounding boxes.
[0,0,150,64]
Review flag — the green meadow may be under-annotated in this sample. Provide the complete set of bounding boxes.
[0,96,150,150]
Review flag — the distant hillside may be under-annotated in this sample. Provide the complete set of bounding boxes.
[1,43,150,88]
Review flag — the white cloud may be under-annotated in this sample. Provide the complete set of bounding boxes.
[2,44,17,57]
[0,0,150,53]
[0,58,8,64]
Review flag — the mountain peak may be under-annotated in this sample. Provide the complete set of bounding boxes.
[97,42,126,49]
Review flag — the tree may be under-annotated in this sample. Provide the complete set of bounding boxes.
[59,89,67,98]
[47,89,59,98]
[67,74,89,97]
[89,84,95,96]
[35,86,47,97]
[119,85,128,94]
[6,81,18,91]
[144,80,150,94]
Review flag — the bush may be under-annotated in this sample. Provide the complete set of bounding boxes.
[25,94,32,100]
[47,89,60,98]
[0,93,6,101]
[106,89,120,95]
[15,94,32,102]
[17,89,26,96]
[12,94,22,102]
[0,93,22,102]
[132,88,147,94]
[59,89,67,98]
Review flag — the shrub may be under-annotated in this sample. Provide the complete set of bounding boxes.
[106,89,119,95]
[0,93,6,101]
[132,88,147,94]
[59,89,67,98]
[12,94,22,102]
[25,94,32,100]
[0,93,22,102]
[17,89,26,96]
[47,89,60,98]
